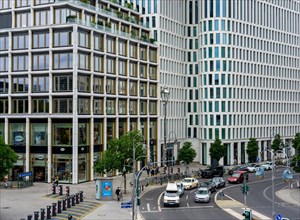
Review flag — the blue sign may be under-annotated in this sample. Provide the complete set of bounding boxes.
[101,181,112,197]
[18,171,32,178]
[276,213,282,220]
[121,202,132,208]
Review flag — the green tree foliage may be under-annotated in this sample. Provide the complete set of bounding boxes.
[94,130,146,174]
[0,137,18,180]
[209,138,226,165]
[177,142,196,165]
[246,138,259,163]
[292,133,300,173]
[271,134,283,152]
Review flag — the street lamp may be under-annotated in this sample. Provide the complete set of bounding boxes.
[161,86,169,174]
[168,131,177,167]
[255,149,293,220]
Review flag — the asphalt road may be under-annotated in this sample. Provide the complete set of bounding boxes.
[140,182,236,220]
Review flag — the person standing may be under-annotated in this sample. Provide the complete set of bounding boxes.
[116,187,121,201]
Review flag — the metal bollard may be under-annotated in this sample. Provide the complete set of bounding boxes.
[51,184,56,194]
[40,208,45,220]
[62,198,67,210]
[57,200,62,213]
[75,193,79,204]
[79,191,83,202]
[27,215,32,220]
[34,211,39,220]
[66,186,70,196]
[71,195,75,206]
[52,203,57,216]
[46,206,51,220]
[67,196,71,208]
[58,185,63,196]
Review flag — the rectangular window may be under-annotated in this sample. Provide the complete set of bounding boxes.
[140,47,147,60]
[78,31,90,48]
[119,60,127,76]
[53,30,72,47]
[78,75,90,92]
[119,40,127,56]
[32,76,49,92]
[0,78,8,93]
[13,33,28,50]
[93,99,103,114]
[53,52,73,69]
[33,32,49,48]
[106,78,115,94]
[129,62,137,77]
[12,76,28,93]
[140,100,147,114]
[129,81,137,96]
[31,123,48,146]
[34,10,50,26]
[0,56,8,72]
[149,101,157,114]
[54,75,72,92]
[118,80,127,95]
[94,56,104,72]
[53,98,73,113]
[32,53,49,70]
[78,98,90,114]
[78,53,90,70]
[0,0,11,9]
[54,8,78,24]
[140,83,147,97]
[0,35,8,51]
[130,43,137,58]
[32,98,49,113]
[129,100,137,114]
[35,0,55,5]
[149,66,157,80]
[93,77,103,93]
[149,84,157,97]
[94,34,104,51]
[106,99,115,115]
[140,64,147,78]
[13,54,28,71]
[118,99,127,115]
[16,0,30,7]
[107,58,116,74]
[107,38,116,54]
[0,98,8,113]
[16,12,31,28]
[12,98,28,113]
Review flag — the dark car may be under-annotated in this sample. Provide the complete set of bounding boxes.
[201,166,225,178]
[210,177,226,188]
[200,181,216,193]
[228,165,241,175]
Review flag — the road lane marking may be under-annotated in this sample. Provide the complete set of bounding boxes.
[157,191,164,212]
[147,203,150,212]
[223,208,242,219]
[248,209,271,220]
[185,194,188,200]
[186,202,189,207]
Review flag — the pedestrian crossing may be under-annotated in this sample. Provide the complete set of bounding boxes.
[223,208,271,220]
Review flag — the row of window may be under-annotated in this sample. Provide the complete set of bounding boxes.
[0,0,54,9]
[0,97,157,115]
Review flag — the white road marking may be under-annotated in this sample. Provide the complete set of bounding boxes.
[186,202,189,207]
[223,208,242,219]
[157,191,164,212]
[249,209,271,220]
[186,194,188,200]
[147,203,150,212]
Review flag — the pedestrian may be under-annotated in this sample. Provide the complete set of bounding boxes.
[146,166,150,177]
[116,187,121,201]
[55,175,59,186]
[170,167,173,174]
[151,169,155,176]
[177,167,180,173]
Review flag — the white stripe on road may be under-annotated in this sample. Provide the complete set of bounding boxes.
[185,194,188,200]
[147,203,150,212]
[223,208,242,219]
[249,209,271,220]
[186,202,189,207]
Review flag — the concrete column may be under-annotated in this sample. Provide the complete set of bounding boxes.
[237,142,241,165]
[230,143,234,165]
[47,118,52,183]
[90,119,94,181]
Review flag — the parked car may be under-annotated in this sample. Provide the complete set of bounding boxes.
[261,161,276,170]
[176,182,184,197]
[247,163,261,173]
[228,165,241,175]
[181,177,199,190]
[210,177,226,188]
[201,166,225,178]
[199,181,216,193]
[194,187,211,203]
[228,171,248,184]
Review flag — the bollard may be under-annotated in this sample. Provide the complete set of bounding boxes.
[75,193,79,204]
[67,196,71,208]
[71,195,75,206]
[79,191,83,202]
[34,211,39,220]
[51,184,56,194]
[57,200,62,213]
[52,203,57,216]
[46,206,51,220]
[27,215,32,220]
[58,185,63,196]
[40,208,45,220]
[62,198,67,210]
[66,186,70,196]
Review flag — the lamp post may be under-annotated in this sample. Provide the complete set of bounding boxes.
[168,131,177,167]
[161,86,169,174]
[256,149,293,220]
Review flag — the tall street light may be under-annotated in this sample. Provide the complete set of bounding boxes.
[161,86,169,174]
[255,149,293,220]
[168,131,177,167]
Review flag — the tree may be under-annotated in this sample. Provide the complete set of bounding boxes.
[177,142,196,165]
[271,134,283,152]
[0,137,18,180]
[246,138,259,163]
[209,138,226,165]
[292,133,300,173]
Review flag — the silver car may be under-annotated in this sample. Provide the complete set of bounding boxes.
[177,182,184,197]
[194,187,211,203]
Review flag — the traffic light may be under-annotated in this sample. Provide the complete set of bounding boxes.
[245,185,249,193]
[241,184,250,194]
[242,209,252,220]
[241,185,245,194]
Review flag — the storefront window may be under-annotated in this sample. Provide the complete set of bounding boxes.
[78,154,88,182]
[31,154,47,182]
[10,123,26,146]
[31,123,47,146]
[79,123,89,145]
[94,121,103,145]
[53,123,72,146]
[53,155,72,183]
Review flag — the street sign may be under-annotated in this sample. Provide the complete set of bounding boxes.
[121,201,132,208]
[276,213,282,220]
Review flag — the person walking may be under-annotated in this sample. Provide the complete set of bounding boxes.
[116,187,121,201]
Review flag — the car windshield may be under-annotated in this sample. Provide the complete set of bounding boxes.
[232,173,241,177]
[212,178,220,182]
[196,190,208,195]
[201,182,209,186]
[165,191,178,197]
[182,179,192,183]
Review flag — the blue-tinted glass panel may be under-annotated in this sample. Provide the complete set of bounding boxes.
[216,0,220,17]
[215,20,219,31]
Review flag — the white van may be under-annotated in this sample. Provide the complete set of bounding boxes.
[163,182,180,207]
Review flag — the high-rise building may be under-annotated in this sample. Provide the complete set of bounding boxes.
[0,0,299,183]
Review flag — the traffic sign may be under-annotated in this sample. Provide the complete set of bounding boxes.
[121,201,132,208]
[276,213,282,220]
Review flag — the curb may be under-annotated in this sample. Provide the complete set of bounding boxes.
[276,189,300,207]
